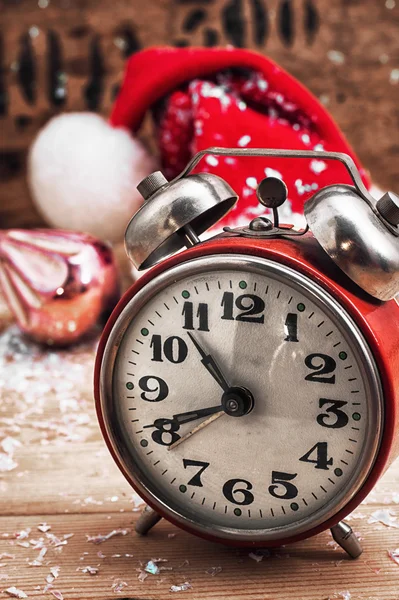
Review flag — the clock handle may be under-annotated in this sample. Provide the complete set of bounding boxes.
[175,147,398,238]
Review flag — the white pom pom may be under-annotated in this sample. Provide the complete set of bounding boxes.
[28,113,156,243]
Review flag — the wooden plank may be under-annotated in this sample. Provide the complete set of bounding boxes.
[0,501,398,599]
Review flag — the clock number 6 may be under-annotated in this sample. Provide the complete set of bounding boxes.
[223,478,254,505]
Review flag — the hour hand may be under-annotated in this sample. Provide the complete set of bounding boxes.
[187,332,230,392]
[172,405,223,425]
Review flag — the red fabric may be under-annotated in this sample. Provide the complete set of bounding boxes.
[111,47,370,227]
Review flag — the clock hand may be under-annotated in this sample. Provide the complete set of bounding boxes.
[168,410,225,451]
[187,332,230,392]
[173,405,223,425]
[143,405,223,430]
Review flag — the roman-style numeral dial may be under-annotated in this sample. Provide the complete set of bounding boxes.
[106,256,382,541]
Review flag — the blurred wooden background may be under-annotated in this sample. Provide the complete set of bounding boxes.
[0,0,398,229]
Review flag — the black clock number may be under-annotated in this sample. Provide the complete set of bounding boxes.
[223,478,254,505]
[317,398,349,429]
[150,335,188,364]
[183,459,210,487]
[139,375,169,402]
[221,292,265,323]
[268,471,298,500]
[182,302,209,331]
[299,442,333,470]
[305,353,336,384]
[284,313,299,342]
[151,418,180,446]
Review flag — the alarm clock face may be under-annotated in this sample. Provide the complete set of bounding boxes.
[99,255,383,542]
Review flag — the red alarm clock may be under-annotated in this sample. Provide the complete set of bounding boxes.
[95,148,399,557]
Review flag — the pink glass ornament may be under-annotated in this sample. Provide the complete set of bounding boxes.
[0,229,120,345]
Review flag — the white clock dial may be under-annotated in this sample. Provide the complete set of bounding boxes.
[102,256,383,542]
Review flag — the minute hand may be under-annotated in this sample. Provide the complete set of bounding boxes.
[187,332,230,392]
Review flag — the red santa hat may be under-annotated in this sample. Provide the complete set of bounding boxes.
[29,46,370,242]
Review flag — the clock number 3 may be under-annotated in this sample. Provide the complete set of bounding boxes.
[317,399,349,428]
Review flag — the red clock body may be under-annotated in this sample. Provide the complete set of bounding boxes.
[95,232,399,547]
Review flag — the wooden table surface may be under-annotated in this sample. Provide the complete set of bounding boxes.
[0,326,398,600]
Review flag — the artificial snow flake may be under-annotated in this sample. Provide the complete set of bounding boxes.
[388,548,399,565]
[170,582,192,592]
[206,566,222,576]
[111,579,128,592]
[50,592,64,600]
[86,528,130,544]
[0,453,18,472]
[238,135,251,147]
[327,50,345,65]
[310,159,327,174]
[38,523,51,533]
[369,509,399,528]
[82,566,99,575]
[5,588,28,599]
[249,552,264,563]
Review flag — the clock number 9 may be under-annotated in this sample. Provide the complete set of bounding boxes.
[139,376,169,402]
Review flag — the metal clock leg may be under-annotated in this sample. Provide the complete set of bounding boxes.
[135,504,162,535]
[330,521,363,559]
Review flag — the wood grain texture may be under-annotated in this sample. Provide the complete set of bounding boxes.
[0,329,398,599]
[0,0,398,229]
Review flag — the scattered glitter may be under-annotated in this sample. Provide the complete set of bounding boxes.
[4,589,28,599]
[389,69,399,85]
[50,591,64,600]
[388,548,399,565]
[238,135,251,147]
[37,523,51,533]
[310,159,327,174]
[144,560,160,575]
[170,582,192,592]
[327,50,345,65]
[0,453,17,472]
